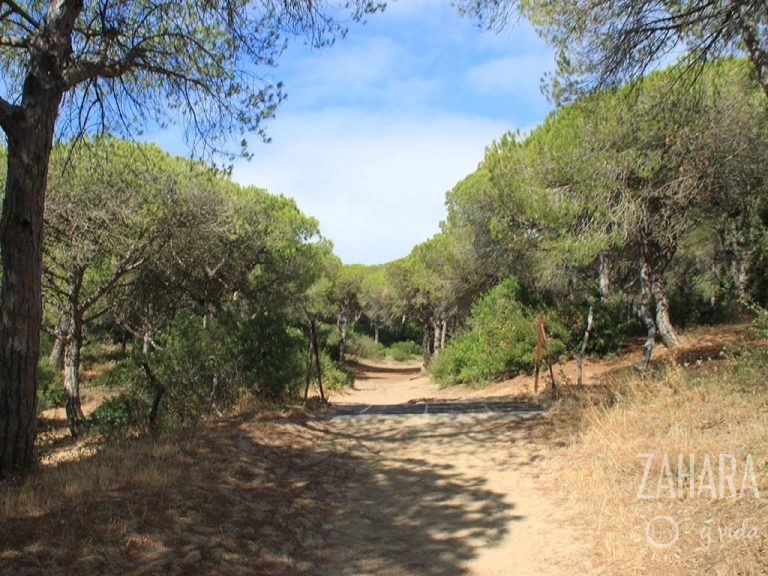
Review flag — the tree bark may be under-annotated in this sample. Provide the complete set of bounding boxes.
[63,314,87,437]
[637,258,657,373]
[373,322,379,344]
[651,275,679,349]
[440,319,447,351]
[48,318,68,369]
[421,319,432,369]
[735,0,768,101]
[598,253,611,301]
[312,320,325,403]
[432,318,442,357]
[337,314,347,363]
[63,269,87,437]
[0,87,65,474]
[577,305,594,387]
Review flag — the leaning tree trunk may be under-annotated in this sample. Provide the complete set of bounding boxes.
[0,84,64,474]
[651,275,679,349]
[48,317,68,369]
[735,0,768,102]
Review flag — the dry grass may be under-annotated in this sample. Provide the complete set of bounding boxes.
[546,339,768,575]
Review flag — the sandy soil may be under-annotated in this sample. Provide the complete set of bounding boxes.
[312,359,595,576]
[8,326,741,575]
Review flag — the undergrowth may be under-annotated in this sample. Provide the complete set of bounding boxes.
[547,342,768,575]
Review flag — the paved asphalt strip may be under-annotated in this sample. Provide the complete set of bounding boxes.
[328,399,545,417]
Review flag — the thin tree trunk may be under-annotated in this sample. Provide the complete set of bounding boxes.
[432,318,442,357]
[577,305,594,387]
[63,269,87,437]
[651,275,679,349]
[338,314,347,363]
[48,318,68,369]
[312,320,325,403]
[421,319,432,369]
[373,323,379,344]
[598,253,611,301]
[440,319,447,351]
[142,362,164,432]
[143,329,155,355]
[637,258,657,373]
[63,316,87,437]
[735,0,768,101]
[304,321,314,403]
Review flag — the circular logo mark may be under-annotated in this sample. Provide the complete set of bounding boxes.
[645,514,680,549]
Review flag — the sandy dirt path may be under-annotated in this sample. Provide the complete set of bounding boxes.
[310,360,594,576]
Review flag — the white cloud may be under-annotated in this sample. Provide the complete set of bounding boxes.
[466,54,554,99]
[232,108,512,264]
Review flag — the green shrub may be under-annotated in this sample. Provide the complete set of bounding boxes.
[345,331,387,359]
[37,360,65,412]
[385,340,420,361]
[89,392,149,436]
[318,351,355,391]
[430,277,567,387]
[550,295,642,357]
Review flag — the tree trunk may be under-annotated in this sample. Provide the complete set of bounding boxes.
[312,320,325,403]
[337,314,347,363]
[63,269,87,437]
[598,253,611,301]
[735,0,768,101]
[637,258,657,373]
[577,305,594,387]
[48,318,68,369]
[421,320,432,369]
[651,275,679,349]
[721,228,749,301]
[143,329,155,355]
[0,85,64,474]
[440,319,447,351]
[373,323,379,344]
[63,314,87,437]
[432,318,442,357]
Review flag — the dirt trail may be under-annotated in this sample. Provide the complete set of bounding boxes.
[8,360,600,576]
[311,360,594,576]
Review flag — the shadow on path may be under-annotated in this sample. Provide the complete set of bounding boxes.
[2,418,517,576]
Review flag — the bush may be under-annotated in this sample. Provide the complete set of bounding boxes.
[318,351,355,391]
[345,331,386,359]
[89,392,149,436]
[37,360,65,412]
[385,340,420,361]
[430,278,567,386]
[550,295,642,357]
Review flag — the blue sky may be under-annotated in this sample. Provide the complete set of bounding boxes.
[231,0,556,265]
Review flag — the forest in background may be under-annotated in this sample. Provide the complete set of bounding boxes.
[12,57,766,440]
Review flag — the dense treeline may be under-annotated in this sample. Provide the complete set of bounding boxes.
[329,58,768,386]
[30,138,360,434]
[428,58,768,384]
[23,58,768,438]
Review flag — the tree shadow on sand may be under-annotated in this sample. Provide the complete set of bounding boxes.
[1,416,520,575]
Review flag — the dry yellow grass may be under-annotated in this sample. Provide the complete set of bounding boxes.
[546,343,768,575]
